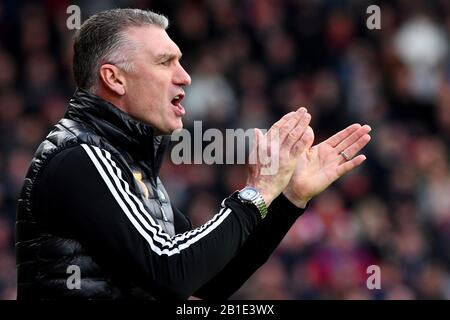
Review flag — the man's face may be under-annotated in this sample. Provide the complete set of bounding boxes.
[122,26,191,134]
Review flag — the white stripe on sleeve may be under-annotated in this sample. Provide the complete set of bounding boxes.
[80,144,235,256]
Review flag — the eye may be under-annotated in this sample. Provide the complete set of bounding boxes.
[161,59,171,66]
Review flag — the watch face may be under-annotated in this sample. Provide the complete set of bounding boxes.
[240,187,258,201]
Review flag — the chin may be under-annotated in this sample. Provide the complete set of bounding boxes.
[160,121,183,135]
[174,119,184,130]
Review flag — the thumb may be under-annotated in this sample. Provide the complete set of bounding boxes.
[292,126,315,157]
[249,128,262,162]
[303,126,314,150]
[254,128,266,148]
[255,127,263,138]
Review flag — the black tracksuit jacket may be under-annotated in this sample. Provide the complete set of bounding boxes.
[16,88,306,300]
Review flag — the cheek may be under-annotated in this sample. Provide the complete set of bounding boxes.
[141,76,167,99]
[127,69,171,108]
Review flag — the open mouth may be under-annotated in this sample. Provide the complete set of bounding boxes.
[171,93,184,106]
[171,93,185,116]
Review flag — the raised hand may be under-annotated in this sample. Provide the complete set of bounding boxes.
[246,107,313,207]
[283,124,372,208]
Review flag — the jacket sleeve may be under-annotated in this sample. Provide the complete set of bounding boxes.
[35,144,262,300]
[193,194,307,299]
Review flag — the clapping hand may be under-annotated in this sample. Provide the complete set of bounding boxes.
[283,124,372,208]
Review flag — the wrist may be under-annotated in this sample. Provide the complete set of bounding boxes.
[238,186,269,219]
[258,190,273,207]
[247,183,273,207]
[282,190,310,209]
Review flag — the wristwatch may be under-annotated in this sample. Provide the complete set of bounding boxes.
[237,186,268,219]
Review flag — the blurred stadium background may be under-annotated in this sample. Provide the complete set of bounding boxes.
[1,0,450,300]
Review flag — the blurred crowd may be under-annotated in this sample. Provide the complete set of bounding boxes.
[1,0,449,300]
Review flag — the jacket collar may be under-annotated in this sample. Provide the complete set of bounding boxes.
[65,88,170,175]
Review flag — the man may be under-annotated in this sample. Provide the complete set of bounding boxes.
[16,9,371,300]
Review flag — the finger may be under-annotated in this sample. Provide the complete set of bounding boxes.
[271,107,306,133]
[302,126,315,150]
[250,128,260,152]
[284,112,311,152]
[255,128,269,159]
[338,134,371,164]
[336,124,371,153]
[336,154,367,177]
[252,128,266,149]
[279,108,308,144]
[270,107,307,143]
[292,126,314,157]
[267,110,307,156]
[324,124,361,147]
[249,128,260,164]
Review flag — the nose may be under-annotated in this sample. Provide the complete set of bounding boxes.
[174,63,191,87]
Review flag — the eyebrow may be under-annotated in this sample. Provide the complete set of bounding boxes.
[155,52,182,62]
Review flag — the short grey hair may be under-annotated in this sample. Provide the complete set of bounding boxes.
[73,8,168,90]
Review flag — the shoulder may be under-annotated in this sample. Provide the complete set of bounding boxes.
[40,144,130,183]
[36,145,92,185]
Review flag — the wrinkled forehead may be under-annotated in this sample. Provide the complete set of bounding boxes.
[125,25,182,59]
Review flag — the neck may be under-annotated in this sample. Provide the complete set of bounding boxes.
[93,87,129,114]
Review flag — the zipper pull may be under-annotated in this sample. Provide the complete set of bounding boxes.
[160,205,169,222]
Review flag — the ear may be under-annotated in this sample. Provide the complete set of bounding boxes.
[98,64,126,96]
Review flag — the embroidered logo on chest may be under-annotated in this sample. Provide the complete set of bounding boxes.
[132,171,150,198]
